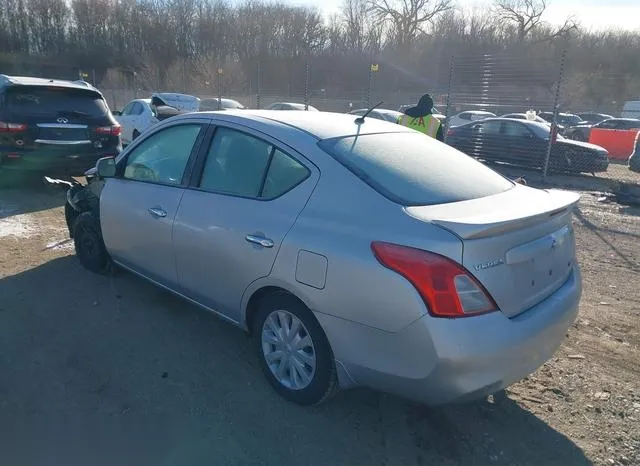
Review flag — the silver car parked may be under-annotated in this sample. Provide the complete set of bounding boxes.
[66,110,582,406]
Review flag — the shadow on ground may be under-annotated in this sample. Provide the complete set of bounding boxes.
[0,177,67,219]
[0,256,591,466]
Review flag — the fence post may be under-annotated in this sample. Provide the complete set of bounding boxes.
[217,67,223,110]
[257,61,262,109]
[444,56,455,142]
[304,61,310,111]
[366,64,373,109]
[543,38,568,179]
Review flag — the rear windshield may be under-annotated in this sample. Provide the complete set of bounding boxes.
[318,132,513,206]
[5,86,109,118]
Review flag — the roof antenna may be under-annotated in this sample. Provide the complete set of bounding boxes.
[355,101,384,124]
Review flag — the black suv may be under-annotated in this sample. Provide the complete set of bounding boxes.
[0,75,121,179]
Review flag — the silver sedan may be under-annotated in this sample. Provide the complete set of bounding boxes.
[66,110,582,406]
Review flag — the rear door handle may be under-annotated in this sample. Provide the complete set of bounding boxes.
[148,207,167,218]
[245,234,274,248]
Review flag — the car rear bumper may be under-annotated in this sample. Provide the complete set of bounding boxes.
[317,267,581,405]
[0,146,119,175]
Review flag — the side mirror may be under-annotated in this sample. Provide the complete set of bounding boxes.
[96,157,116,178]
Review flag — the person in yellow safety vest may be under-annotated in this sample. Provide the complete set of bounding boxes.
[397,94,444,142]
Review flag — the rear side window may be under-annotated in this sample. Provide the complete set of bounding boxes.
[5,86,109,118]
[318,132,513,206]
[199,127,309,199]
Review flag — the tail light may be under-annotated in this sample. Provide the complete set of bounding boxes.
[446,128,455,137]
[371,242,497,318]
[0,122,27,132]
[96,125,122,136]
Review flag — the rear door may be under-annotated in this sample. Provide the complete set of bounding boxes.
[173,123,319,321]
[101,120,207,287]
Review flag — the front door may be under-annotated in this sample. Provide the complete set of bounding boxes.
[173,124,318,321]
[100,121,207,287]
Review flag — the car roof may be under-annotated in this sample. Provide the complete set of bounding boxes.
[463,110,495,114]
[203,97,240,103]
[351,108,400,114]
[0,74,101,94]
[469,117,549,128]
[183,110,409,140]
[604,118,640,122]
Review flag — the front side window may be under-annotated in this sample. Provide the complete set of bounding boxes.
[131,102,145,115]
[597,120,617,129]
[199,127,309,199]
[477,120,502,135]
[123,124,202,185]
[503,122,532,137]
[121,101,135,115]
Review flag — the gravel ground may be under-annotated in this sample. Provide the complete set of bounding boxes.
[0,181,638,466]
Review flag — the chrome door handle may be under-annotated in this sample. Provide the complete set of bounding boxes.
[245,234,274,248]
[148,207,167,218]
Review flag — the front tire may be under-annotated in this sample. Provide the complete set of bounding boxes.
[252,293,337,405]
[72,212,112,274]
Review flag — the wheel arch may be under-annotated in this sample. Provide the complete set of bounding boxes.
[242,281,315,334]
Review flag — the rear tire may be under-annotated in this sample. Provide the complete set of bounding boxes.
[72,211,113,274]
[252,293,337,405]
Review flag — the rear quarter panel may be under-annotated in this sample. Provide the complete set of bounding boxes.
[242,144,464,333]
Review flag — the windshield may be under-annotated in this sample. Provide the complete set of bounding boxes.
[557,114,583,126]
[5,86,109,118]
[318,132,513,206]
[222,99,244,109]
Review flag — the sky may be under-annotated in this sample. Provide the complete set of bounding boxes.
[285,0,640,32]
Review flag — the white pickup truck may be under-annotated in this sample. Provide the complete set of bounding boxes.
[114,93,200,145]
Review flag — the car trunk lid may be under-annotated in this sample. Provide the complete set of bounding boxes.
[406,185,580,318]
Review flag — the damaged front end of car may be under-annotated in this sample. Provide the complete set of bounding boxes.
[44,165,106,238]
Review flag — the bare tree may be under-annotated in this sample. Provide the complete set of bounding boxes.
[367,0,453,49]
[493,0,575,42]
[341,0,367,52]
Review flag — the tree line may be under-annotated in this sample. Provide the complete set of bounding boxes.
[0,0,638,112]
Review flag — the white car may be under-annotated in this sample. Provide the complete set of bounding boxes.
[115,93,200,145]
[448,110,496,128]
[348,108,404,123]
[265,102,319,111]
[622,101,640,119]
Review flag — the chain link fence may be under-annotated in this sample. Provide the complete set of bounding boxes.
[440,47,639,184]
[22,45,637,186]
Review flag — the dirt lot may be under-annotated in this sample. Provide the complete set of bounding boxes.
[0,180,638,466]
